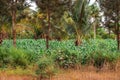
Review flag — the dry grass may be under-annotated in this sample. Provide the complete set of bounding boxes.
[0,70,119,80]
[52,70,120,80]
[52,66,120,80]
[0,73,37,80]
[0,65,120,80]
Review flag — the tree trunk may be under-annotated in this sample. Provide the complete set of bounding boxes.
[0,32,3,45]
[46,6,50,49]
[108,27,111,38]
[116,21,119,50]
[75,35,81,46]
[34,33,37,40]
[116,25,119,50]
[116,0,120,50]
[93,22,96,39]
[74,25,81,46]
[12,10,16,47]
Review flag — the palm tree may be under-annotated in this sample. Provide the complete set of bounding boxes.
[72,0,90,46]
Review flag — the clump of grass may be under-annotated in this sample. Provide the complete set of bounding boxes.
[36,55,58,79]
[0,66,36,76]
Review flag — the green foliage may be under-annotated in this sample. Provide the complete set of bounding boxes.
[0,47,34,68]
[72,0,90,35]
[97,28,116,39]
[1,39,120,69]
[55,50,80,69]
[1,39,117,54]
[36,55,56,79]
[89,50,120,69]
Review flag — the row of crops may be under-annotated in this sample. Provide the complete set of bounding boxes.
[1,39,117,54]
[0,39,120,78]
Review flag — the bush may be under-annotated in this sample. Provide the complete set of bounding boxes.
[55,50,80,69]
[36,55,57,79]
[0,47,33,68]
[90,50,120,69]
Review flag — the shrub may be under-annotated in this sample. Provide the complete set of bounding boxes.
[36,55,57,79]
[55,50,80,69]
[0,47,33,68]
[91,50,120,69]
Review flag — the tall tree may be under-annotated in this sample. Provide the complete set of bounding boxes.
[0,0,11,44]
[31,0,71,49]
[72,0,90,46]
[0,0,28,46]
[98,0,120,50]
[89,3,100,39]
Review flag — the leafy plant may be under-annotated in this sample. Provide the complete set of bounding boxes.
[55,50,80,69]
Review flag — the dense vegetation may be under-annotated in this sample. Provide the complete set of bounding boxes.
[1,39,117,54]
[0,39,120,78]
[0,0,120,79]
